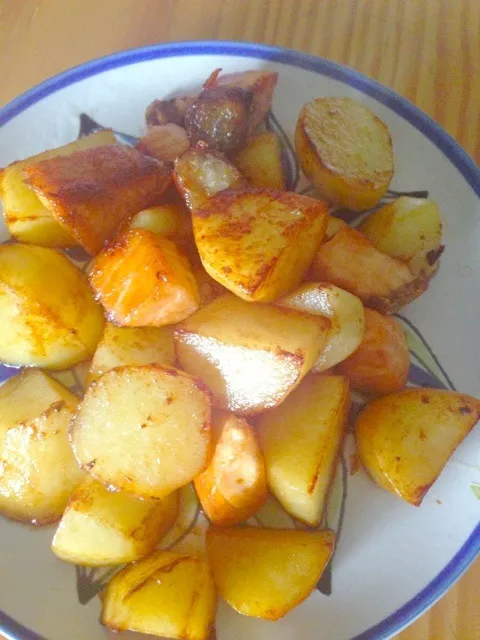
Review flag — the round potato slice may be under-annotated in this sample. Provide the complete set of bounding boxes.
[71,364,212,499]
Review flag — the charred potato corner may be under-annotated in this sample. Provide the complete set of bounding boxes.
[0,66,476,640]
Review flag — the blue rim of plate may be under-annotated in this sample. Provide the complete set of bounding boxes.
[0,40,479,640]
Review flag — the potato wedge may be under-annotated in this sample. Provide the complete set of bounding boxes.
[130,202,194,250]
[71,364,211,499]
[295,97,394,210]
[195,411,267,526]
[233,131,285,189]
[174,146,246,211]
[102,550,216,640]
[136,123,190,162]
[0,369,83,525]
[175,293,330,415]
[87,323,175,384]
[24,144,171,254]
[257,375,350,525]
[325,215,348,241]
[278,282,365,371]
[313,227,427,313]
[52,478,178,565]
[355,388,480,505]
[337,308,409,394]
[0,243,104,369]
[206,526,334,620]
[193,188,328,302]
[90,228,200,326]
[0,130,116,247]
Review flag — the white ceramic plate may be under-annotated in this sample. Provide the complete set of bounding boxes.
[0,42,479,640]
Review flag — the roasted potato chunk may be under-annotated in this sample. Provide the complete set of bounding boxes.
[337,308,409,395]
[257,375,350,526]
[355,388,480,505]
[130,202,195,250]
[324,215,348,240]
[175,293,330,415]
[71,364,211,499]
[0,130,116,247]
[0,369,84,525]
[313,227,427,313]
[0,244,104,369]
[295,97,394,210]
[193,188,328,302]
[206,526,334,620]
[233,131,285,189]
[90,228,200,326]
[24,144,171,254]
[136,123,190,162]
[195,411,267,526]
[52,478,178,565]
[278,282,365,371]
[102,550,216,640]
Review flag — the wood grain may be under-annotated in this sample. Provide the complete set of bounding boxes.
[0,1,478,638]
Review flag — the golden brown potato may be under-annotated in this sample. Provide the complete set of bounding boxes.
[175,293,330,415]
[193,188,329,302]
[195,411,267,526]
[0,369,84,525]
[0,130,116,247]
[71,364,211,499]
[136,123,190,162]
[130,202,194,250]
[87,323,175,384]
[337,308,409,395]
[206,526,334,620]
[0,243,104,369]
[89,228,200,326]
[324,215,348,240]
[24,144,171,255]
[257,375,350,525]
[52,478,178,566]
[102,550,216,640]
[233,131,285,189]
[355,388,480,505]
[313,227,427,314]
[295,97,394,210]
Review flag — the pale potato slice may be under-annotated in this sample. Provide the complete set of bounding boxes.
[175,293,330,415]
[87,323,175,384]
[194,411,267,526]
[295,97,394,210]
[52,478,178,566]
[337,308,409,395]
[0,130,116,247]
[0,369,83,525]
[130,202,194,250]
[278,282,365,371]
[71,364,211,499]
[102,550,216,640]
[257,375,350,525]
[193,188,328,302]
[355,388,480,505]
[0,243,104,369]
[206,526,334,620]
[233,131,285,189]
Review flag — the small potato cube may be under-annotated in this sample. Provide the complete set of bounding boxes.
[24,144,171,255]
[324,215,348,241]
[90,228,200,326]
[206,526,334,620]
[195,411,267,526]
[337,308,409,395]
[257,375,350,526]
[136,123,190,162]
[52,478,178,566]
[233,131,285,189]
[102,550,216,640]
[0,369,84,525]
[313,227,427,314]
[0,130,116,247]
[295,97,394,210]
[175,293,330,415]
[130,202,194,250]
[71,364,211,499]
[193,188,328,302]
[356,389,480,505]
[0,244,104,369]
[87,323,175,384]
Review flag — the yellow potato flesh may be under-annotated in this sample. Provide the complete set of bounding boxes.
[130,202,194,249]
[233,131,286,189]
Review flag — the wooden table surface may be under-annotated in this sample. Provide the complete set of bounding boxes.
[0,1,479,638]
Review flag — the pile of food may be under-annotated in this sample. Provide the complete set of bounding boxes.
[0,68,478,639]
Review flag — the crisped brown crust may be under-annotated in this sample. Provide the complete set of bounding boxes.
[145,96,195,127]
